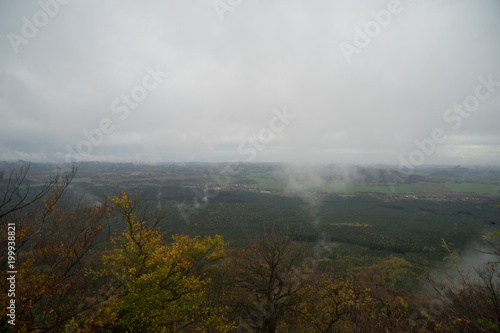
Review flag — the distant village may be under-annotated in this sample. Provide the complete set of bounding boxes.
[203,182,494,205]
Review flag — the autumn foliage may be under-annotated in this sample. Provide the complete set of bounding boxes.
[1,165,499,332]
[83,192,230,332]
[1,166,112,331]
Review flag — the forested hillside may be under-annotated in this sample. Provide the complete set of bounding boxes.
[1,164,499,332]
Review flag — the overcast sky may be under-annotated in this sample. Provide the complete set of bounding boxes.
[1,0,499,166]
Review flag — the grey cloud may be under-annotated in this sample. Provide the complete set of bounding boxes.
[0,0,499,165]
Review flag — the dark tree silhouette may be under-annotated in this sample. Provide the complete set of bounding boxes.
[215,229,315,333]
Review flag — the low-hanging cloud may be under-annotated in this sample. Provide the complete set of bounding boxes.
[0,0,499,166]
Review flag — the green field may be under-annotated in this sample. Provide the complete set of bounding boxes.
[444,182,499,195]
[239,171,500,196]
[71,177,93,183]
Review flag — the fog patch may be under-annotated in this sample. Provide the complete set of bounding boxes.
[66,184,102,206]
[427,237,500,293]
[282,163,329,227]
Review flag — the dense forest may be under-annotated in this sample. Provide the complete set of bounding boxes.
[1,164,500,332]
